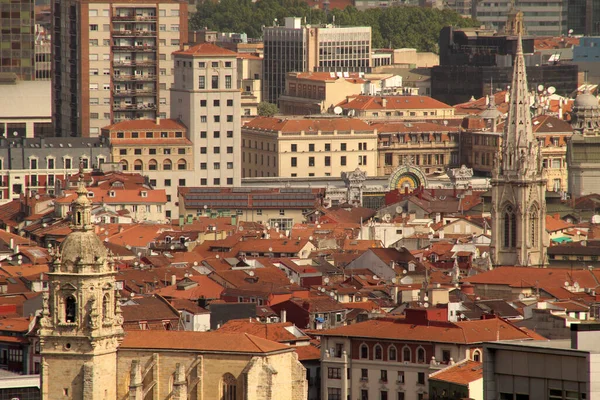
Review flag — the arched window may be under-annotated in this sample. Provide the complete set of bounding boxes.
[402,346,411,362]
[76,211,82,225]
[133,159,143,171]
[120,160,128,171]
[148,159,158,171]
[102,293,110,322]
[473,350,481,362]
[529,205,538,247]
[503,205,517,248]
[177,158,187,170]
[360,344,369,359]
[163,158,172,170]
[388,345,397,361]
[221,373,237,400]
[65,295,77,323]
[374,344,383,360]
[417,347,425,363]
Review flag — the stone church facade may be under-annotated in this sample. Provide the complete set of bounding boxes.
[39,170,307,400]
[489,35,549,267]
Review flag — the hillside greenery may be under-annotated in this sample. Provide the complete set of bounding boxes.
[189,1,479,53]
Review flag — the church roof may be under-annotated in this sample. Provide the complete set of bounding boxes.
[120,330,292,354]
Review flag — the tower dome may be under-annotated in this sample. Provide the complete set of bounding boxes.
[573,91,599,109]
[571,90,600,135]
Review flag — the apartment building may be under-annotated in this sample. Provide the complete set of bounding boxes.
[52,0,188,137]
[101,118,193,220]
[170,42,242,187]
[237,53,263,117]
[263,17,371,104]
[320,309,542,400]
[241,117,378,178]
[374,121,461,176]
[0,0,35,80]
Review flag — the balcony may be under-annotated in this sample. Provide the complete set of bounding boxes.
[113,103,157,111]
[113,74,157,82]
[113,60,156,67]
[112,14,157,22]
[112,30,157,37]
[112,44,156,52]
[113,88,156,97]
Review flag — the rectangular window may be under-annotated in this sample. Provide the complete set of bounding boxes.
[380,370,387,382]
[225,75,232,89]
[327,388,342,400]
[90,24,98,31]
[341,143,347,151]
[211,75,219,89]
[341,156,346,166]
[328,367,341,379]
[417,372,425,385]
[361,390,369,400]
[325,143,331,151]
[309,143,315,152]
[309,157,315,167]
[227,99,233,106]
[291,144,297,152]
[291,157,297,167]
[325,156,331,167]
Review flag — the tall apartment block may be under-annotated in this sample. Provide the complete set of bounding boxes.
[170,43,242,187]
[0,0,35,80]
[52,0,188,137]
[263,17,371,104]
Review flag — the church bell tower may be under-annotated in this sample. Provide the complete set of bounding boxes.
[490,34,548,267]
[39,166,124,399]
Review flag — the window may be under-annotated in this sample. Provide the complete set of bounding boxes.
[389,346,397,361]
[328,367,341,379]
[341,143,347,151]
[402,346,411,362]
[199,62,205,68]
[225,75,232,89]
[199,76,206,89]
[291,157,297,167]
[201,116,207,123]
[442,350,451,363]
[221,373,237,400]
[201,179,207,185]
[213,178,220,185]
[361,368,368,381]
[397,371,404,383]
[171,24,180,32]
[179,179,186,187]
[227,147,233,154]
[227,115,233,122]
[214,131,220,138]
[279,209,285,216]
[201,147,207,154]
[309,157,315,167]
[227,178,233,185]
[227,99,233,106]
[90,24,98,31]
[417,372,425,385]
[473,350,481,362]
[380,370,387,382]
[200,163,207,170]
[359,155,367,165]
[65,295,77,323]
[309,143,315,152]
[227,162,233,169]
[214,147,220,154]
[214,116,220,122]
[340,156,346,166]
[214,162,221,170]
[291,144,297,152]
[374,345,383,360]
[380,391,388,400]
[360,344,369,359]
[503,205,517,248]
[227,131,233,138]
[212,62,219,67]
[417,347,425,363]
[327,388,342,400]
[361,389,369,400]
[212,75,219,89]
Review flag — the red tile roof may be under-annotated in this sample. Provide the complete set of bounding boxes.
[102,118,187,131]
[173,42,237,57]
[55,188,167,205]
[429,360,483,385]
[217,319,309,342]
[243,116,374,132]
[466,267,599,291]
[294,344,321,361]
[154,276,224,300]
[337,95,452,111]
[121,330,291,353]
[109,138,192,146]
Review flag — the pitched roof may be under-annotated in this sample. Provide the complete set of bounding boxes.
[429,360,483,385]
[121,330,291,353]
[243,117,374,133]
[465,267,600,291]
[102,118,187,131]
[337,95,452,111]
[154,276,224,300]
[173,42,237,57]
[217,319,309,342]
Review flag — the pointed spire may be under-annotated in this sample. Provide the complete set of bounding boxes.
[70,158,93,231]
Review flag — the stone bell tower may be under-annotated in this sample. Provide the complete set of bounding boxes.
[39,165,124,399]
[489,34,548,267]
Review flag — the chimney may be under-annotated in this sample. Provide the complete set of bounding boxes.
[156,117,160,125]
[281,309,287,323]
[171,274,177,286]
[382,98,388,108]
[9,238,13,250]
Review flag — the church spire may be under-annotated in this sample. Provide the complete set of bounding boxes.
[70,158,93,231]
[498,34,540,176]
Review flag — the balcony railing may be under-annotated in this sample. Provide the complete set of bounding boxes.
[112,30,157,37]
[113,103,157,111]
[113,60,156,67]
[113,74,157,81]
[112,44,156,52]
[113,89,156,96]
[112,15,157,21]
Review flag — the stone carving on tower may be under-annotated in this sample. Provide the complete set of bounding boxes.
[490,34,548,267]
[39,163,124,399]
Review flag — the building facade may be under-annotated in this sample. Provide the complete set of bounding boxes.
[0,0,35,80]
[241,117,379,178]
[336,95,455,120]
[263,17,371,104]
[238,53,263,117]
[490,36,548,267]
[102,118,193,219]
[170,43,242,187]
[474,1,568,36]
[52,0,188,137]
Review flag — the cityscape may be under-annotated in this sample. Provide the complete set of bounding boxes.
[1,0,600,399]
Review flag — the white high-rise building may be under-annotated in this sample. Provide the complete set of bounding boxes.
[171,43,241,187]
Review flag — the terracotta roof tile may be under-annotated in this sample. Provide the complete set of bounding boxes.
[102,118,187,131]
[173,42,237,57]
[337,95,452,111]
[243,116,374,133]
[429,360,483,385]
[294,344,321,361]
[217,319,309,342]
[121,330,291,353]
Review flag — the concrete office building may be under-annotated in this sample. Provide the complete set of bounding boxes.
[0,0,35,80]
[263,17,371,104]
[51,0,188,137]
[474,1,568,36]
[171,43,242,187]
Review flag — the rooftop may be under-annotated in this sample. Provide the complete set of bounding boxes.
[173,42,238,57]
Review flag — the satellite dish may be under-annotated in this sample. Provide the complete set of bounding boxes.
[268,247,273,252]
[238,226,244,232]
[547,86,556,95]
[460,313,465,320]
[216,255,220,259]
[402,269,407,274]
[309,236,314,241]
[395,206,403,214]
[518,293,525,300]
[248,270,255,276]
[329,291,335,297]
[373,275,379,280]
[537,84,544,92]
[193,261,198,266]
[423,302,429,308]
[383,214,392,223]
[564,281,570,287]
[317,286,322,291]
[574,282,580,290]
[324,277,330,284]
[289,279,294,284]
[569,28,574,34]
[392,278,397,284]
[423,296,429,302]
[333,106,343,115]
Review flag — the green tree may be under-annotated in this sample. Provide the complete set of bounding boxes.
[257,102,279,117]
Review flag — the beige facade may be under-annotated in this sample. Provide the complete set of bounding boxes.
[102,118,193,219]
[170,43,242,187]
[238,54,263,117]
[337,95,455,120]
[52,0,188,137]
[375,122,461,176]
[242,117,378,179]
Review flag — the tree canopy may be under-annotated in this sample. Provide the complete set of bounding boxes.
[257,102,279,117]
[189,1,479,53]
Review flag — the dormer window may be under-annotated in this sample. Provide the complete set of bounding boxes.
[87,192,94,198]
[109,191,116,197]
[141,191,148,198]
